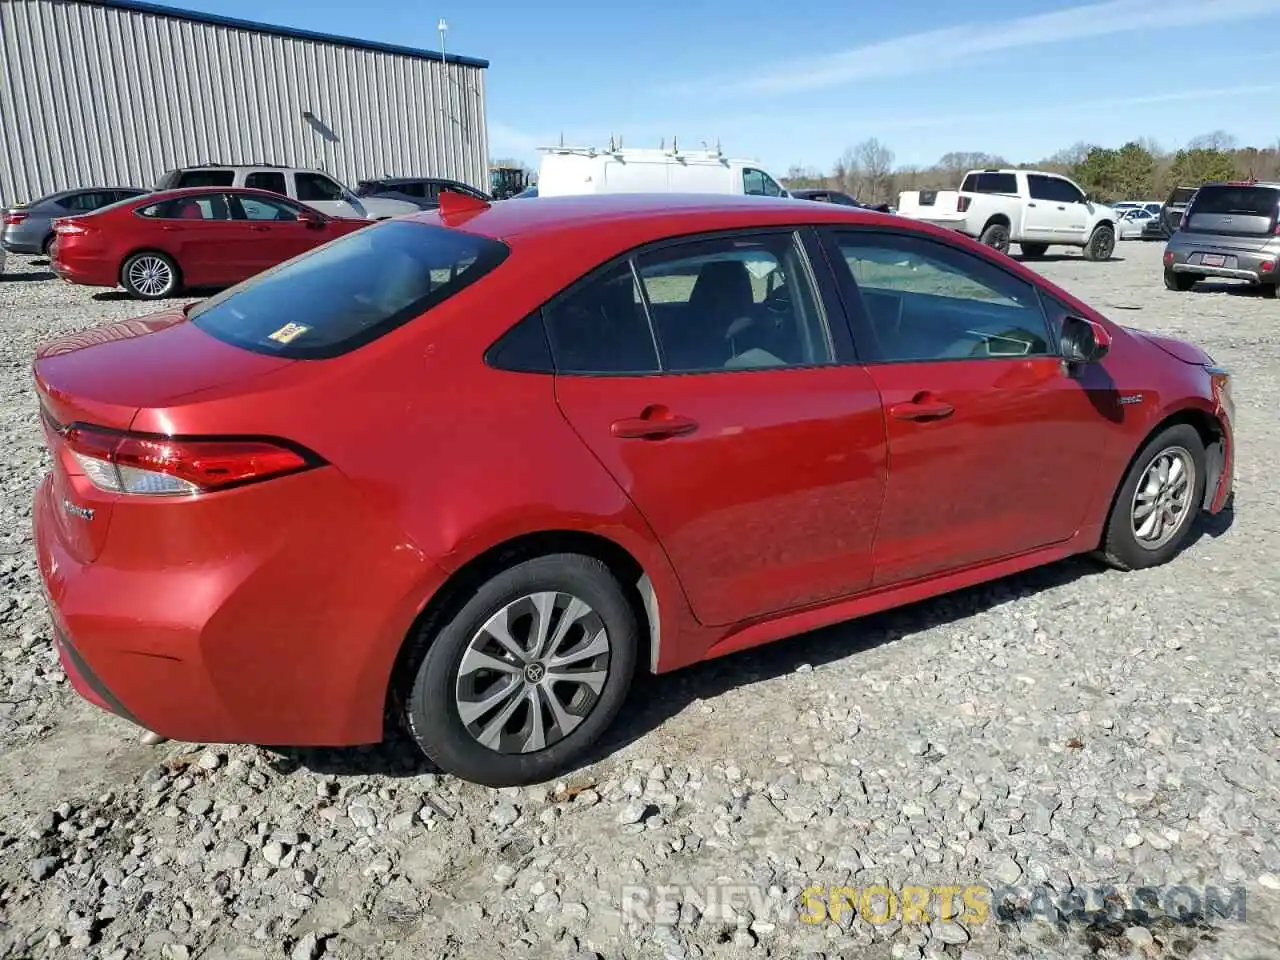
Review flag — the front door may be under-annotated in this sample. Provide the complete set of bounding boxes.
[229,194,321,279]
[548,229,889,627]
[823,228,1104,587]
[1023,173,1068,241]
[1031,174,1092,241]
[294,171,361,218]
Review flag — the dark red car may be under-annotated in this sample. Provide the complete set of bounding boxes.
[49,187,368,300]
[32,192,1234,786]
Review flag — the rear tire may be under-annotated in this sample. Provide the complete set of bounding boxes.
[1019,243,1049,259]
[978,221,1011,253]
[1099,424,1206,571]
[120,251,180,300]
[1082,224,1116,261]
[404,554,638,787]
[41,234,55,258]
[1163,269,1197,292]
[1261,283,1278,299]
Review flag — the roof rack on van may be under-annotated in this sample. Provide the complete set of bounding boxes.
[536,143,730,165]
[189,161,292,168]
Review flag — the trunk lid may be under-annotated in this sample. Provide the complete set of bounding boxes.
[33,310,295,563]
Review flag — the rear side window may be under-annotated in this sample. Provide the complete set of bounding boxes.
[960,172,1017,194]
[187,221,509,359]
[245,171,288,195]
[176,170,236,188]
[1187,184,1280,235]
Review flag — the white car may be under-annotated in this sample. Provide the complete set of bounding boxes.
[896,168,1119,260]
[535,145,790,199]
[1117,208,1156,239]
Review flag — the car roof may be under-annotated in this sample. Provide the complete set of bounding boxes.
[420,192,892,244]
[124,186,307,203]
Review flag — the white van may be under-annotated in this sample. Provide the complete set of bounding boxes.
[535,146,790,199]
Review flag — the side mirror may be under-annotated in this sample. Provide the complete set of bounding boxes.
[1061,315,1111,364]
[297,210,324,228]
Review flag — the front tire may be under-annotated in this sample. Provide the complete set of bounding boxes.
[121,251,180,299]
[1019,242,1049,259]
[404,554,638,787]
[1164,269,1197,292]
[1099,424,1206,571]
[1082,224,1116,261]
[979,221,1011,253]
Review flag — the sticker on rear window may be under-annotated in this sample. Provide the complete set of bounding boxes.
[268,322,310,344]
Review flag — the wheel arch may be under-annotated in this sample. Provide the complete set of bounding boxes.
[1098,405,1225,543]
[383,529,660,733]
[982,213,1012,233]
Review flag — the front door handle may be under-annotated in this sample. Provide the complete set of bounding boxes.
[611,405,698,439]
[249,225,270,232]
[889,396,954,421]
[1057,205,1066,210]
[1027,202,1037,207]
[160,225,182,232]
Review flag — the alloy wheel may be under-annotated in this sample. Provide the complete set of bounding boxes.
[1130,446,1195,550]
[127,256,173,297]
[455,592,611,754]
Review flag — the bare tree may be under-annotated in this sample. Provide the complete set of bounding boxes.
[851,138,895,202]
[1187,130,1237,152]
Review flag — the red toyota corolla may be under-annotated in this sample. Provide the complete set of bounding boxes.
[49,187,368,299]
[31,192,1234,786]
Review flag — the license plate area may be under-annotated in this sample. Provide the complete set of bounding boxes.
[1200,253,1231,268]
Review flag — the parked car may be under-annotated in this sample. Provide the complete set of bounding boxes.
[31,192,1234,787]
[1117,208,1157,239]
[536,146,790,198]
[355,176,491,208]
[155,164,418,220]
[896,168,1118,260]
[511,185,539,199]
[3,187,147,257]
[49,187,368,299]
[1163,179,1280,294]
[1160,185,1199,236]
[789,188,893,213]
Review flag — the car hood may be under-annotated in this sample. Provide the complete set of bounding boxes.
[1125,327,1212,365]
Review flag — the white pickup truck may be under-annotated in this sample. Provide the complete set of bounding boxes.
[897,169,1118,261]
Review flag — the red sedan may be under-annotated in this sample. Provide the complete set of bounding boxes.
[49,187,368,299]
[32,192,1234,786]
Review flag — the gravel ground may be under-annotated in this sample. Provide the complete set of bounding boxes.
[1,241,1278,960]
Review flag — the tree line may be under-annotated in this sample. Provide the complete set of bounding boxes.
[784,131,1280,204]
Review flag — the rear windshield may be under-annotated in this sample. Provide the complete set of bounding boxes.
[188,220,510,359]
[960,172,1017,194]
[1186,184,1280,235]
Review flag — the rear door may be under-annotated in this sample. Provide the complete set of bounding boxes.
[549,228,889,627]
[821,227,1104,587]
[143,193,243,286]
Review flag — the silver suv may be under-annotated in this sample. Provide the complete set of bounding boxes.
[1163,180,1280,294]
[154,164,421,221]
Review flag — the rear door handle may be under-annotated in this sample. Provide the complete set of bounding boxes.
[160,225,182,231]
[889,399,954,421]
[611,409,698,439]
[1027,202,1037,207]
[1057,205,1066,210]
[249,225,270,232]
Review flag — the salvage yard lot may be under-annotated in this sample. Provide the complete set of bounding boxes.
[0,242,1278,959]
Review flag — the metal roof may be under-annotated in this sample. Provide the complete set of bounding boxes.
[75,0,490,68]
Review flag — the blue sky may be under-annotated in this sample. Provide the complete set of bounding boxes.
[171,0,1280,175]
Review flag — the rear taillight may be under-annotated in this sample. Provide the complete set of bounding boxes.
[54,220,89,236]
[1163,250,1174,266]
[3,211,28,226]
[957,196,971,213]
[59,423,321,496]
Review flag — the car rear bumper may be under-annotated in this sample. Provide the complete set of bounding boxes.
[1166,241,1279,284]
[2,235,45,254]
[903,214,966,231]
[49,255,118,288]
[32,468,447,747]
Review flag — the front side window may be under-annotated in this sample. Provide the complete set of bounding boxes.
[742,168,784,197]
[233,196,303,221]
[1038,176,1086,204]
[296,173,347,203]
[833,231,1052,362]
[188,221,509,359]
[636,233,831,372]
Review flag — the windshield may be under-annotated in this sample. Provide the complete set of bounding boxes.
[189,220,509,359]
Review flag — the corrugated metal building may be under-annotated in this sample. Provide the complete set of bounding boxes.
[0,0,490,205]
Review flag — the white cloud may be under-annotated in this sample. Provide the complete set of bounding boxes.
[718,0,1280,95]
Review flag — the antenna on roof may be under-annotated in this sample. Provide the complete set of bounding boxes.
[608,134,615,151]
[559,131,564,147]
[672,135,678,153]
[659,137,665,150]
